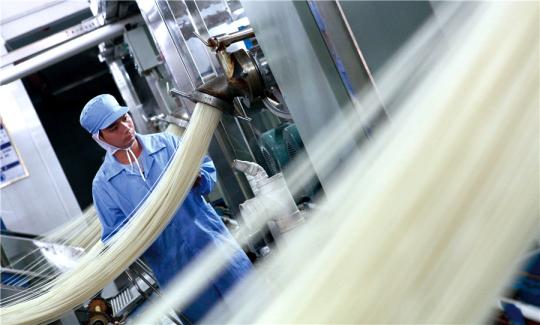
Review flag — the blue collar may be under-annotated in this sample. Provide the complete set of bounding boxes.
[102,133,167,180]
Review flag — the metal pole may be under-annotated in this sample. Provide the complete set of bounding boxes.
[107,59,154,134]
[0,16,142,85]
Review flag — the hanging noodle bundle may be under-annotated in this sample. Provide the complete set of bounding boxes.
[0,103,222,324]
[138,2,539,324]
[43,205,101,250]
[3,122,187,297]
[1,206,100,296]
[1,2,537,324]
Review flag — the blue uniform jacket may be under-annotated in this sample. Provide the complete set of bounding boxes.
[92,132,251,323]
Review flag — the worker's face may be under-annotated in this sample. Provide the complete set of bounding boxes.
[100,114,136,149]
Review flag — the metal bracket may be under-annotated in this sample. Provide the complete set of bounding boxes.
[232,97,252,122]
[168,86,234,115]
[149,114,189,129]
[192,31,210,47]
[192,28,254,50]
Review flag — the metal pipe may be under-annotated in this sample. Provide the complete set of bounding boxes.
[0,16,141,85]
[209,27,255,49]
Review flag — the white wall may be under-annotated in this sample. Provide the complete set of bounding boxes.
[0,43,81,235]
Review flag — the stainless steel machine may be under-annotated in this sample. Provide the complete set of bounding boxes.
[1,0,431,218]
[87,0,392,216]
[0,1,441,323]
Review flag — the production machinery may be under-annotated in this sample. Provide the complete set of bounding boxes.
[166,27,297,167]
[0,0,393,262]
[0,0,386,270]
[1,217,300,324]
[166,30,319,201]
[5,1,537,323]
[0,226,183,325]
[0,3,319,321]
[1,212,182,324]
[103,0,392,210]
[88,0,386,254]
[89,1,292,223]
[0,0,416,223]
[148,8,540,322]
[89,1,315,245]
[165,28,315,248]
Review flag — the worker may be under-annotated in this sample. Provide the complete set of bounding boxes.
[79,94,252,323]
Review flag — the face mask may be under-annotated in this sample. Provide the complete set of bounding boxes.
[92,133,146,181]
[92,132,123,154]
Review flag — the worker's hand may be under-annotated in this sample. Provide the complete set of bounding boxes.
[193,175,202,188]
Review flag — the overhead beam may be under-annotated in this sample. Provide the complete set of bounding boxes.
[0,16,141,86]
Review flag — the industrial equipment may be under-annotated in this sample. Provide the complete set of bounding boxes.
[0,229,171,324]
[0,1,458,323]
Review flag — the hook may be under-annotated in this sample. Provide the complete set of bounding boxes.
[192,32,210,47]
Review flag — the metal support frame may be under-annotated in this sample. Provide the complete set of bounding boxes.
[240,0,361,192]
[107,59,155,134]
[136,0,258,216]
[0,16,142,85]
[0,15,105,68]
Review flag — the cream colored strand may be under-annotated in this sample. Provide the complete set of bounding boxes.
[250,3,538,324]
[4,122,184,305]
[137,235,240,324]
[273,2,468,201]
[43,206,101,250]
[1,206,101,302]
[1,211,102,307]
[142,2,538,324]
[10,122,185,290]
[166,123,186,138]
[0,103,222,325]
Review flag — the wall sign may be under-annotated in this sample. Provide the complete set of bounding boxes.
[0,117,29,188]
